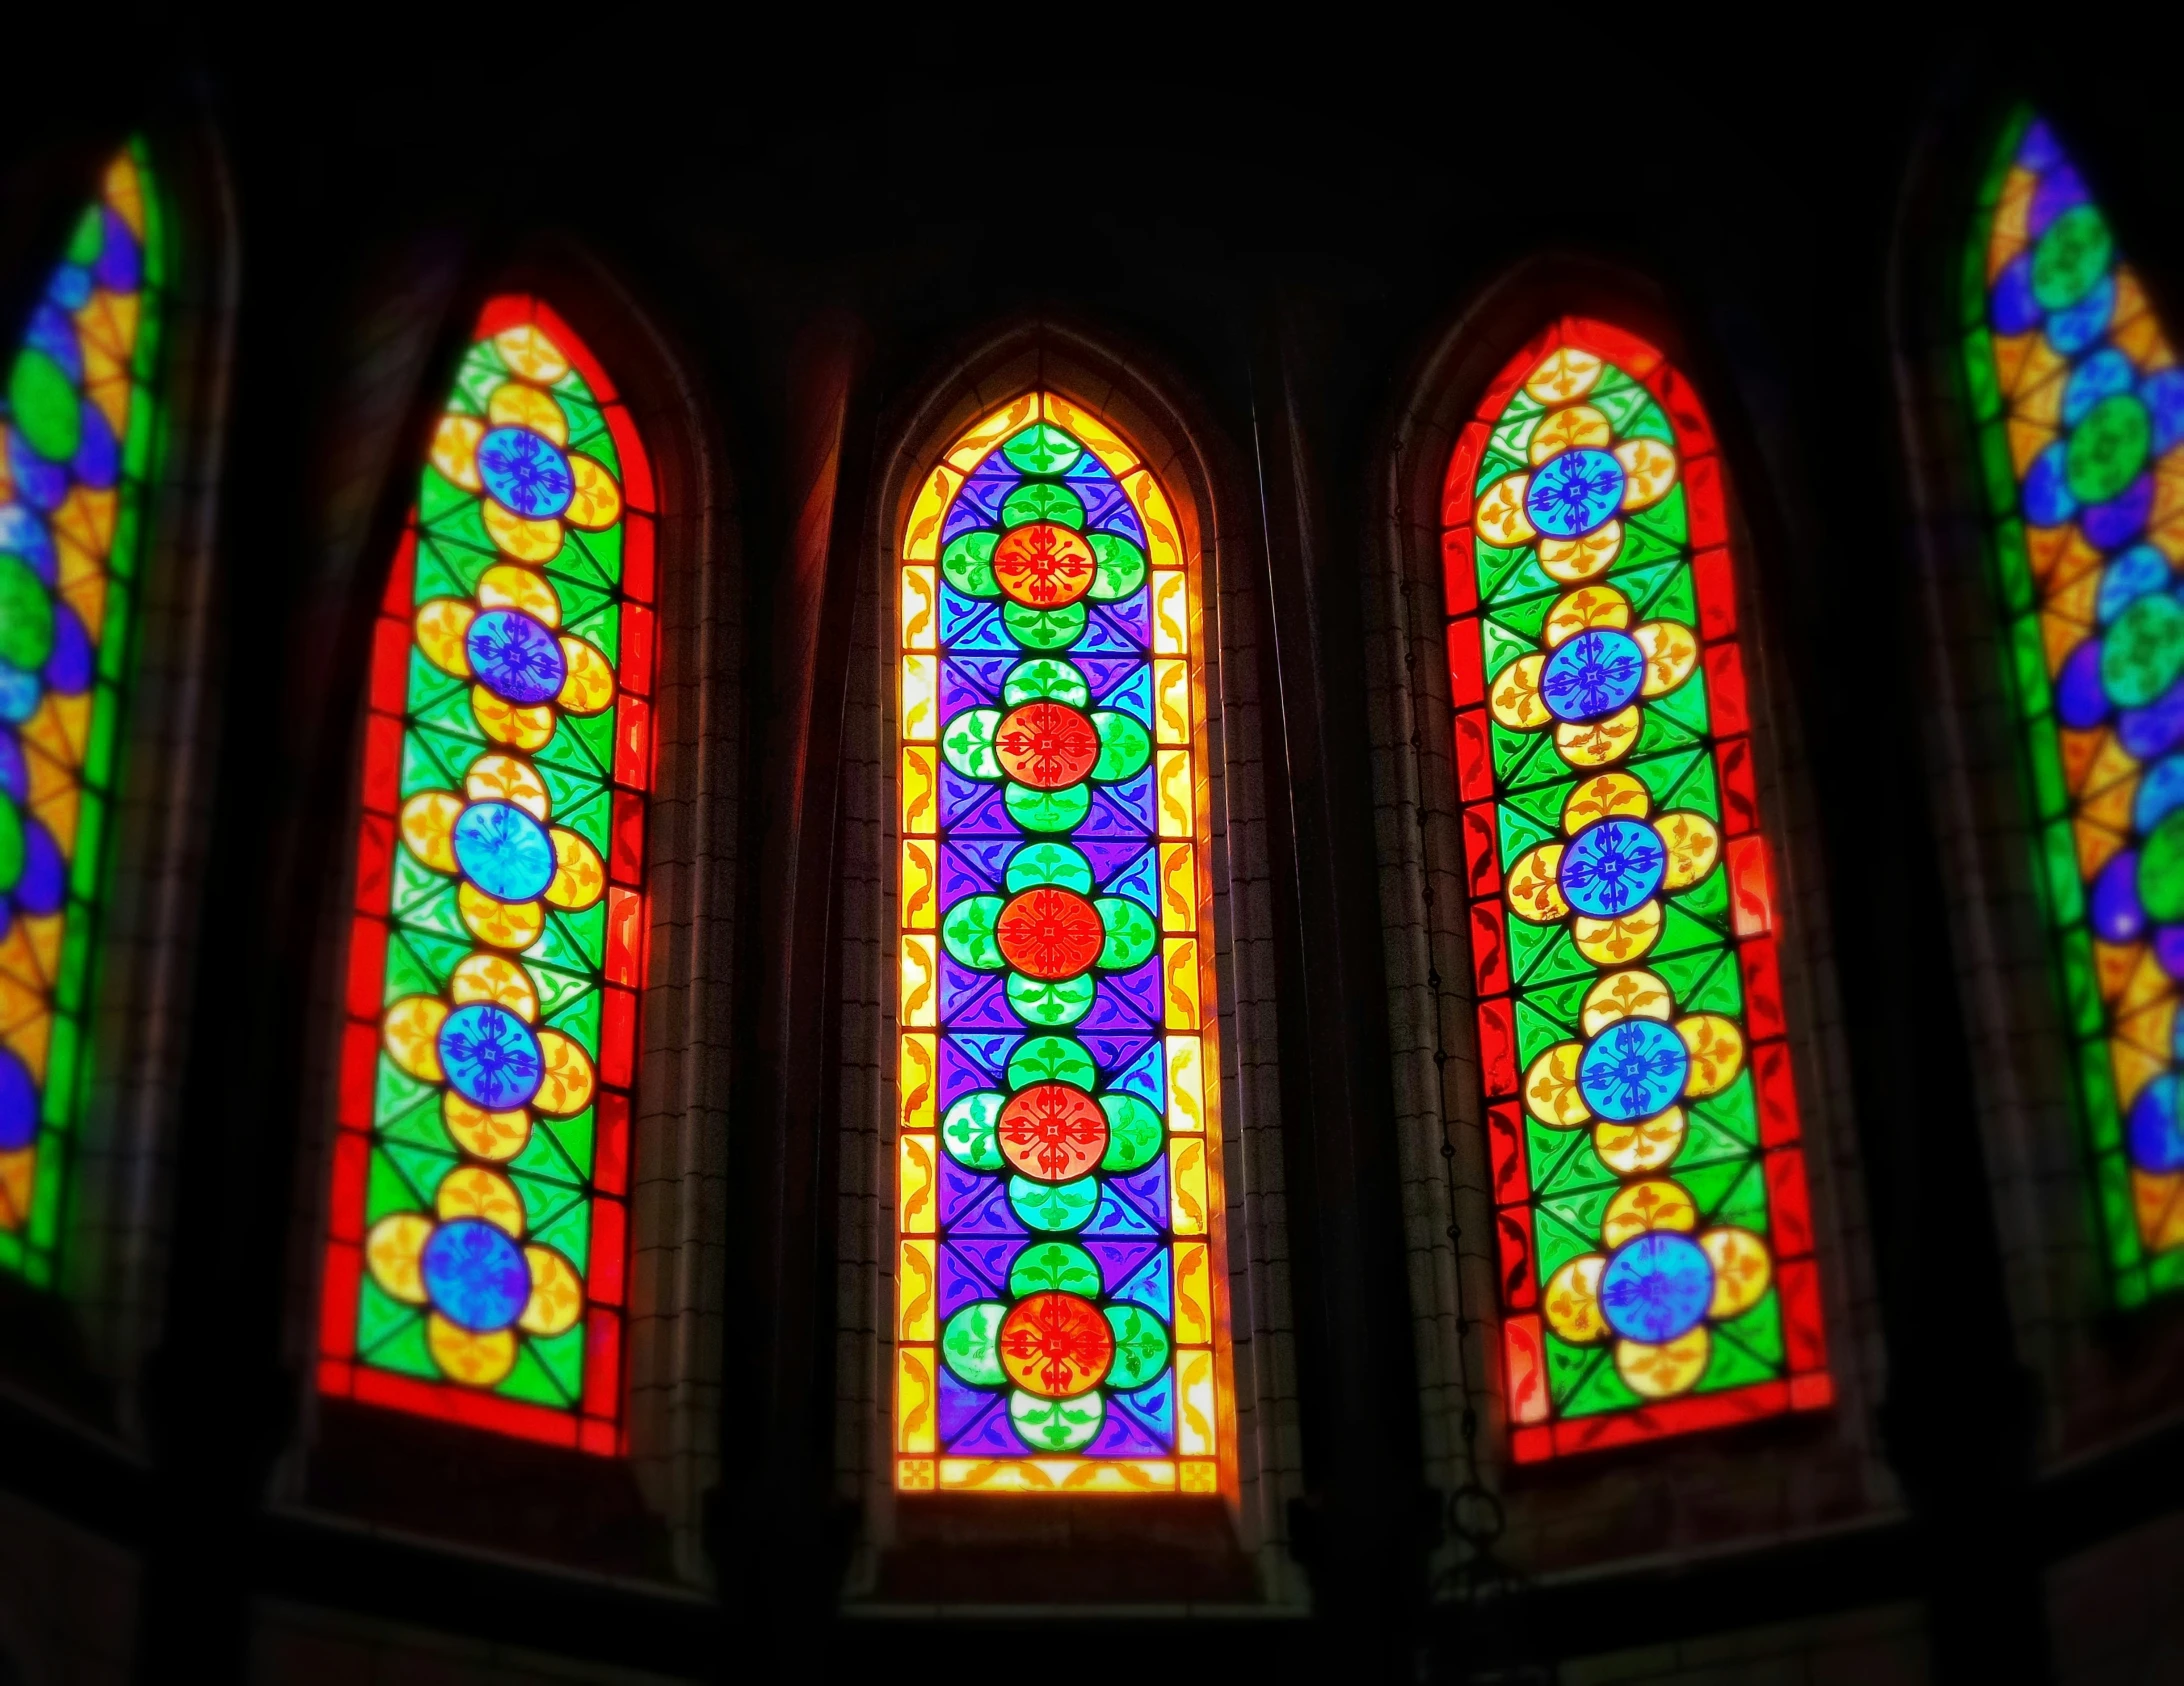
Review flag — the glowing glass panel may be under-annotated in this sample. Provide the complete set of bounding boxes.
[0,140,165,1285]
[318,296,655,1452]
[1964,111,2184,1304]
[895,392,1228,1495]
[1443,317,1833,1461]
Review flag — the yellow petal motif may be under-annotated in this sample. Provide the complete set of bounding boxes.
[493,324,570,384]
[472,687,556,751]
[1528,404,1612,463]
[1525,347,1602,404]
[557,636,617,715]
[1562,771,1649,830]
[1595,1107,1686,1175]
[458,881,544,950]
[1489,653,1551,731]
[1603,1178,1698,1247]
[1542,585,1632,648]
[429,1315,517,1388]
[1522,1042,1590,1128]
[565,455,623,531]
[1635,619,1700,696]
[1657,812,1722,890]
[1538,521,1621,583]
[466,753,550,820]
[545,829,607,910]
[1544,1254,1608,1342]
[488,380,568,444]
[364,1213,433,1303]
[415,599,477,675]
[436,1166,526,1235]
[1581,968,1672,1034]
[1474,474,1536,548]
[399,791,463,873]
[483,501,565,564]
[449,953,539,1021]
[1615,438,1679,510]
[534,1030,596,1117]
[478,563,561,627]
[430,415,484,491]
[1616,1328,1709,1399]
[1555,707,1640,768]
[520,1246,585,1336]
[383,996,449,1082]
[1701,1226,1773,1320]
[1573,902,1662,966]
[443,1092,531,1161]
[1677,1014,1746,1097]
[1505,844,1570,923]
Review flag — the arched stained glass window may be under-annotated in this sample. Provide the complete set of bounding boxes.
[0,141,166,1285]
[895,392,1228,1495]
[319,296,655,1452]
[1964,113,2184,1305]
[1443,318,1832,1461]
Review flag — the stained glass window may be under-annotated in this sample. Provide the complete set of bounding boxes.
[1442,318,1833,1462]
[1964,112,2184,1306]
[318,296,655,1452]
[0,141,165,1286]
[895,392,1228,1495]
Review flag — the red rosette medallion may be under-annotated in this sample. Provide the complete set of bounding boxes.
[995,701,1100,789]
[995,886,1105,980]
[992,522,1098,608]
[998,1291,1115,1398]
[998,1083,1110,1182]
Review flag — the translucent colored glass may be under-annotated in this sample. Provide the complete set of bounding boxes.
[895,393,1229,1494]
[1964,111,2184,1305]
[1443,318,1834,1461]
[318,297,655,1452]
[0,140,165,1286]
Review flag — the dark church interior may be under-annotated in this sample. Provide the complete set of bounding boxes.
[0,29,2181,1685]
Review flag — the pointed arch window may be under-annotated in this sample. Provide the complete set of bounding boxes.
[1442,318,1832,1461]
[0,140,166,1285]
[1964,112,2184,1305]
[895,392,1228,1495]
[318,296,655,1452]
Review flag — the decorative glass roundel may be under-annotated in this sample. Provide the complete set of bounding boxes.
[319,296,657,1453]
[895,392,1227,1495]
[1447,316,1832,1461]
[1965,110,2184,1303]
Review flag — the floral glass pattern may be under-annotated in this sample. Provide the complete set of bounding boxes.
[319,297,655,1451]
[1443,317,1832,1461]
[895,392,1228,1495]
[0,141,165,1284]
[1964,112,2184,1304]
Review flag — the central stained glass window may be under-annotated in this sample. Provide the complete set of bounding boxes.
[1442,317,1833,1461]
[894,391,1228,1495]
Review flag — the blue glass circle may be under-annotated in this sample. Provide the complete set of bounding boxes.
[93,210,140,293]
[14,818,62,917]
[7,434,66,512]
[43,603,91,696]
[72,400,116,491]
[1524,449,1626,539]
[1579,1017,1691,1122]
[2053,639,2109,729]
[45,265,90,312]
[2098,544,2170,625]
[2083,475,2153,551]
[465,608,567,705]
[0,666,38,727]
[2139,755,2184,833]
[1539,629,1646,723]
[419,1216,531,1332]
[0,736,23,803]
[436,1002,544,1110]
[1599,1230,1715,1344]
[2121,682,2184,761]
[477,427,574,520]
[2126,1075,2184,1173]
[1990,255,2042,336]
[0,506,56,584]
[2063,348,2136,427]
[2158,925,2184,984]
[2048,274,2117,357]
[26,306,80,383]
[0,1046,36,1152]
[451,801,557,903]
[2144,369,2184,456]
[1560,818,1667,918]
[2022,442,2077,526]
[2090,848,2145,943]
